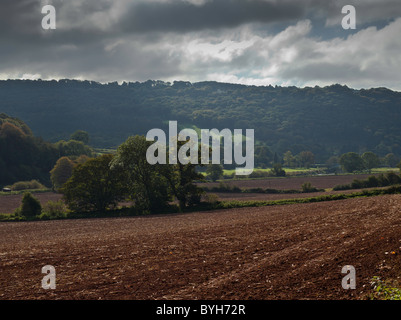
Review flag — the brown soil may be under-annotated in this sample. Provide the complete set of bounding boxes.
[0,174,381,214]
[0,193,63,214]
[1,194,401,300]
[201,174,378,190]
[211,188,367,201]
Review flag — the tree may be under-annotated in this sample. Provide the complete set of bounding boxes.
[16,192,42,218]
[150,137,205,212]
[273,152,279,165]
[339,152,365,173]
[283,151,296,168]
[297,151,315,168]
[70,130,90,145]
[161,152,205,211]
[111,135,171,213]
[270,163,286,177]
[61,154,127,213]
[206,164,224,182]
[50,157,75,191]
[397,161,401,173]
[362,152,380,173]
[384,153,399,168]
[301,182,318,193]
[55,140,93,157]
[255,145,273,168]
[325,156,340,174]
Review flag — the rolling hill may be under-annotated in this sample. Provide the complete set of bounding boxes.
[1,79,401,162]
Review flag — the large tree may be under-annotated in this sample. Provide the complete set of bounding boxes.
[297,151,315,168]
[206,164,224,182]
[70,130,90,145]
[61,154,127,212]
[385,153,399,168]
[111,135,171,213]
[112,135,205,213]
[50,156,75,191]
[161,161,204,211]
[283,151,296,168]
[362,152,380,173]
[339,152,365,173]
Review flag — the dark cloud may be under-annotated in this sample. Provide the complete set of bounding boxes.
[0,0,42,37]
[120,0,307,33]
[0,0,400,90]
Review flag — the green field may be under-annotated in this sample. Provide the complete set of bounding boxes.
[371,168,400,173]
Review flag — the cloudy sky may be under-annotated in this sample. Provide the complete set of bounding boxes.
[1,0,401,90]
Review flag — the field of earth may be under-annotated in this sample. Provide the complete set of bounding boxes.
[0,192,63,215]
[200,173,381,201]
[200,173,377,190]
[1,193,401,300]
[0,174,377,214]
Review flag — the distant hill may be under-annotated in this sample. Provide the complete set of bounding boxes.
[1,79,401,162]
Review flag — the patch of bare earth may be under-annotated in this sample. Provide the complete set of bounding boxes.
[0,193,63,214]
[200,174,378,190]
[1,194,401,300]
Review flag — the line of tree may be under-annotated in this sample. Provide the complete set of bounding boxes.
[3,80,401,162]
[0,113,95,187]
[338,151,387,173]
[60,135,205,214]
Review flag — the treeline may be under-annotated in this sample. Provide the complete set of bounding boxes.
[0,113,94,187]
[333,172,401,191]
[5,135,206,220]
[58,136,205,215]
[1,79,401,162]
[201,181,322,194]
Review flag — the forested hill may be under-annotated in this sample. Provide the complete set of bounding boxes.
[1,79,401,162]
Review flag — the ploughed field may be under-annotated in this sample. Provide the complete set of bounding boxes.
[1,194,401,300]
[200,173,380,202]
[200,173,376,190]
[0,193,62,214]
[0,174,379,214]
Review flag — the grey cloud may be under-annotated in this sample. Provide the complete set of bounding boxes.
[119,0,307,33]
[1,0,401,91]
[0,0,42,38]
[2,0,401,40]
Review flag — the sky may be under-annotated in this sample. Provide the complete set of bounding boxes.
[1,0,401,90]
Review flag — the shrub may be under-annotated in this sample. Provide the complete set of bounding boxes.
[366,176,379,188]
[203,183,242,193]
[270,163,286,177]
[202,193,220,204]
[248,170,273,179]
[376,174,390,187]
[246,187,266,193]
[333,184,352,191]
[351,179,365,189]
[370,276,401,300]
[16,192,42,218]
[301,182,318,193]
[8,180,47,191]
[386,172,401,185]
[334,173,401,191]
[40,200,68,219]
